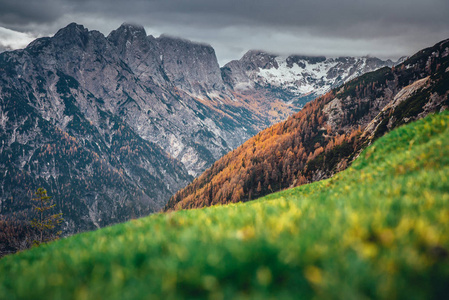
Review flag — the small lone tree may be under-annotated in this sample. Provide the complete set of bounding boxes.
[30,188,63,246]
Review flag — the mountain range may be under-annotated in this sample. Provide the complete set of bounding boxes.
[0,23,399,234]
[222,51,400,110]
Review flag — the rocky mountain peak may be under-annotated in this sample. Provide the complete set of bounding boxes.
[156,35,226,96]
[108,23,147,44]
[106,22,167,85]
[241,50,279,69]
[55,22,87,35]
[52,23,90,47]
[25,23,106,55]
[121,23,146,34]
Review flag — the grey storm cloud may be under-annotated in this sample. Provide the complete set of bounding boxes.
[0,0,448,64]
[0,0,63,26]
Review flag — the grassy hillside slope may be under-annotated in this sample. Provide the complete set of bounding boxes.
[1,111,449,299]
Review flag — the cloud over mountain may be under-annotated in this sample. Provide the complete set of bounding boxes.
[0,0,448,64]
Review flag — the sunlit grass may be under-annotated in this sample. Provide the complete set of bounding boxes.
[1,111,449,300]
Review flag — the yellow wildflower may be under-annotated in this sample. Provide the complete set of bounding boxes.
[236,226,255,240]
[304,266,323,285]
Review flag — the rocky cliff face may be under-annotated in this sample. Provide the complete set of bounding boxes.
[0,22,404,234]
[157,35,228,97]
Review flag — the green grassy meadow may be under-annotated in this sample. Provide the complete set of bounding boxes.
[1,111,449,299]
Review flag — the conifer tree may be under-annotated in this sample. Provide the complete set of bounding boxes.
[30,188,63,246]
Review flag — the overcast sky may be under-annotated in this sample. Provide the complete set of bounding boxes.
[0,0,448,65]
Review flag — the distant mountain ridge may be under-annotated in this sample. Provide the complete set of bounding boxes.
[0,22,400,234]
[166,38,449,211]
[222,50,396,110]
